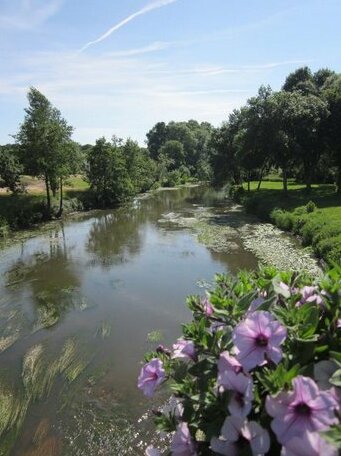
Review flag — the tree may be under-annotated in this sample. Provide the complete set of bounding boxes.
[283,66,316,95]
[122,139,156,193]
[158,140,186,170]
[86,137,133,207]
[287,92,329,190]
[146,122,168,160]
[209,110,244,186]
[237,86,274,190]
[16,87,74,217]
[0,145,23,193]
[322,74,341,193]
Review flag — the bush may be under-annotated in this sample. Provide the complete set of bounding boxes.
[306,200,317,213]
[317,235,341,264]
[271,209,294,231]
[138,267,341,455]
[0,217,9,237]
[62,197,84,213]
[228,185,245,202]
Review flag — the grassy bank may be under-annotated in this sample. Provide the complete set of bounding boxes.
[0,176,89,235]
[236,181,341,266]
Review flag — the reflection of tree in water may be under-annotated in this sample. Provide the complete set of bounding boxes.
[86,187,214,268]
[86,208,147,267]
[4,226,83,331]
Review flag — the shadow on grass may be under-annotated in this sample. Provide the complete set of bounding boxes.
[249,185,340,212]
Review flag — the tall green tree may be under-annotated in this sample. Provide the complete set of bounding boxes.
[86,137,133,207]
[322,74,341,193]
[122,139,156,193]
[15,88,74,216]
[146,122,168,160]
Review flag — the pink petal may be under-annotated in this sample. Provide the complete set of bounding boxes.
[281,432,338,456]
[291,376,319,404]
[220,416,244,442]
[210,437,237,456]
[244,421,270,455]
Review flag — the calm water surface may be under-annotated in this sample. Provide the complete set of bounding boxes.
[0,186,258,455]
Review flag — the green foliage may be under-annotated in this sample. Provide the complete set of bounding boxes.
[139,267,341,454]
[0,217,9,237]
[0,146,23,193]
[146,120,213,181]
[306,200,316,213]
[86,137,134,207]
[235,182,341,266]
[15,87,75,215]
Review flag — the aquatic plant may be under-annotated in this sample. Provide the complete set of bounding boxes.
[138,266,341,455]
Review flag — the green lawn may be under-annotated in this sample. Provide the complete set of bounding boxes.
[241,181,341,266]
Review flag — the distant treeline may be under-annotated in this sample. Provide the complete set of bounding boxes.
[0,66,341,218]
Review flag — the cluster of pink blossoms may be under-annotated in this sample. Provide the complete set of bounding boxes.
[138,287,340,455]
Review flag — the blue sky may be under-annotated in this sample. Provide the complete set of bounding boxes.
[1,0,340,145]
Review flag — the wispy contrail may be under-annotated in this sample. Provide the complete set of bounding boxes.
[80,0,179,52]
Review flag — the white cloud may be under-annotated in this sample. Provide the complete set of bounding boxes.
[80,0,179,52]
[0,44,313,144]
[0,0,63,29]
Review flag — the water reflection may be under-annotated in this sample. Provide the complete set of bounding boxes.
[86,210,145,268]
[5,229,81,331]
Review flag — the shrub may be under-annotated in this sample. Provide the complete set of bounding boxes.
[271,209,294,231]
[306,200,317,213]
[228,185,245,202]
[317,236,341,265]
[138,267,341,455]
[0,217,9,237]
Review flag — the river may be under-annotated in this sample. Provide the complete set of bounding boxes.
[0,185,319,455]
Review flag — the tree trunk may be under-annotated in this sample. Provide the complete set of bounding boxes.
[337,165,341,195]
[305,162,312,192]
[58,177,63,217]
[282,168,288,194]
[44,174,51,217]
[247,172,250,192]
[257,166,266,191]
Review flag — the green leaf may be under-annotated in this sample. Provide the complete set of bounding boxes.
[330,351,341,363]
[323,425,341,447]
[235,291,258,312]
[329,368,341,387]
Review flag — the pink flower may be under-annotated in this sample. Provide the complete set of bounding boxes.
[171,422,197,456]
[337,318,341,329]
[145,446,161,456]
[210,416,270,456]
[202,297,214,316]
[218,351,243,382]
[281,431,338,456]
[279,282,290,295]
[137,359,165,397]
[314,360,341,410]
[172,339,196,361]
[232,311,287,371]
[247,297,265,314]
[266,375,339,444]
[217,353,253,417]
[296,286,323,307]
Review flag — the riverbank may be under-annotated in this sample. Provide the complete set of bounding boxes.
[235,181,341,266]
[0,181,201,241]
[0,176,89,236]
